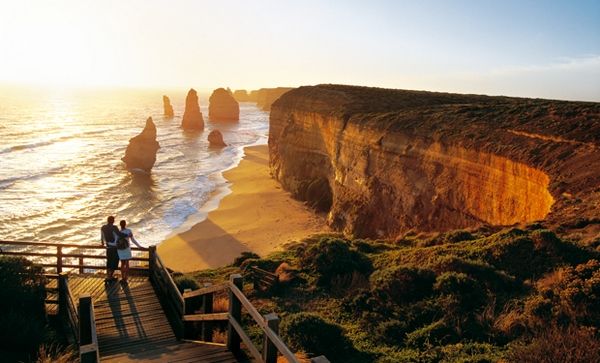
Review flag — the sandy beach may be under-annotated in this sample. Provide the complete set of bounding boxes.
[158,145,329,272]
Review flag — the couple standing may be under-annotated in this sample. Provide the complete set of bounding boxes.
[100,215,144,283]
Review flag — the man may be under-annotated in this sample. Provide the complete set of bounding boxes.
[101,216,127,282]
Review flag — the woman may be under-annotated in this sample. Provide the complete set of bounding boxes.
[117,220,144,283]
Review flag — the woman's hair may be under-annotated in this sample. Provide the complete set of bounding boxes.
[119,220,127,229]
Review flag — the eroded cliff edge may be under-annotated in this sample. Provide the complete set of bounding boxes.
[269,85,600,238]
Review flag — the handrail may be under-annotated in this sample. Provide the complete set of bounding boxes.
[155,253,184,307]
[229,280,299,363]
[0,240,147,250]
[0,240,150,274]
[180,274,317,363]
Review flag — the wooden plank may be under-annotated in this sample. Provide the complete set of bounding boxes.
[183,283,229,299]
[183,312,229,322]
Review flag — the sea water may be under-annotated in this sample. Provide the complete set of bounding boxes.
[0,86,269,248]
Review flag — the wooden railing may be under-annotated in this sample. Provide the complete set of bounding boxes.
[147,245,186,338]
[0,240,150,274]
[181,274,330,363]
[58,272,79,342]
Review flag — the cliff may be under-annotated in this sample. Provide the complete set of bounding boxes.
[181,88,204,130]
[122,117,160,172]
[163,95,174,117]
[209,88,240,121]
[251,87,294,111]
[269,84,600,238]
[233,89,249,102]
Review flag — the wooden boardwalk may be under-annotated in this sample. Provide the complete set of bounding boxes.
[68,274,237,363]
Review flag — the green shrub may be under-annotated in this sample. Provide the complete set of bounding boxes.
[281,312,352,358]
[300,237,373,286]
[375,319,410,346]
[434,272,487,312]
[371,266,436,303]
[405,319,455,348]
[173,275,199,293]
[232,251,260,267]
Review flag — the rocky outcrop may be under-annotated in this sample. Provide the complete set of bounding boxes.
[269,85,600,238]
[181,88,204,130]
[122,117,160,172]
[208,130,227,147]
[233,90,249,102]
[247,88,294,110]
[209,88,239,121]
[163,95,174,117]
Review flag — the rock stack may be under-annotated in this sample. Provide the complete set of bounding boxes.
[181,88,205,130]
[122,117,160,172]
[208,130,227,147]
[209,88,240,121]
[163,95,174,117]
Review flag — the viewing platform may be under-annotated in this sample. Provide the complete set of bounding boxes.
[0,240,330,363]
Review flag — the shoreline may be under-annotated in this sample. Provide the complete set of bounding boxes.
[157,144,329,272]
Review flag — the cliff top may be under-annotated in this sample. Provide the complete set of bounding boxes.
[274,84,600,144]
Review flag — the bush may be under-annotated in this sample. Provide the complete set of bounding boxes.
[405,319,455,348]
[300,238,373,286]
[371,266,436,303]
[507,325,600,363]
[232,251,260,267]
[281,312,353,358]
[375,319,410,346]
[0,256,48,357]
[434,272,487,312]
[173,275,199,293]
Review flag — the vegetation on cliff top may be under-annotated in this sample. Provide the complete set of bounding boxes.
[179,227,600,363]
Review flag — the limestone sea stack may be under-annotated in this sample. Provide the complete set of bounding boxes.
[122,117,160,172]
[269,84,600,238]
[209,88,240,121]
[208,130,227,147]
[181,88,204,130]
[163,95,174,117]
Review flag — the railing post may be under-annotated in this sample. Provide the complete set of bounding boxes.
[201,282,214,342]
[263,313,279,363]
[57,246,63,273]
[148,245,156,280]
[79,294,92,345]
[310,356,331,363]
[227,274,243,356]
[58,272,68,317]
[79,256,84,274]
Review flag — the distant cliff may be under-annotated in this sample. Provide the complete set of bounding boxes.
[249,87,294,111]
[269,84,600,238]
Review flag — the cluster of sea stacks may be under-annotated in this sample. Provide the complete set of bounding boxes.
[269,84,600,238]
[121,86,293,173]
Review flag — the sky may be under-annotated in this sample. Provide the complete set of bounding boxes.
[0,0,598,101]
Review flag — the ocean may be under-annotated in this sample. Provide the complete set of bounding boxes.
[0,86,269,248]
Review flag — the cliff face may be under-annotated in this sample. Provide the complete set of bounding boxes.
[209,88,240,121]
[181,88,204,130]
[269,85,600,238]
[122,117,160,172]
